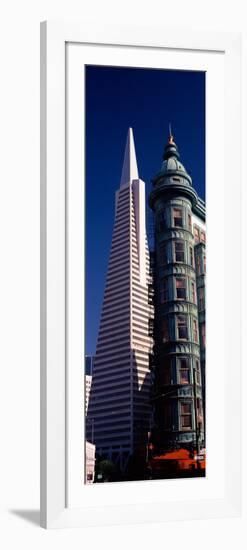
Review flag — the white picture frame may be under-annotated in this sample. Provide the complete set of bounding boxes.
[40,21,242,529]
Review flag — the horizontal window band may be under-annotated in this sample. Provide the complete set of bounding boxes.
[90,422,131,431]
[92,430,132,439]
[112,220,130,231]
[103,291,130,302]
[110,237,130,249]
[107,262,130,275]
[97,335,131,348]
[96,339,130,353]
[132,300,149,310]
[99,315,130,327]
[132,320,152,330]
[115,207,131,218]
[94,351,131,363]
[113,223,130,234]
[99,314,130,328]
[96,342,131,354]
[103,288,130,302]
[91,381,131,392]
[115,202,130,213]
[92,369,131,380]
[104,283,130,296]
[109,244,130,256]
[90,393,131,404]
[108,256,130,269]
[97,332,130,345]
[88,403,131,413]
[91,377,131,387]
[111,233,130,246]
[90,392,131,403]
[98,323,130,337]
[109,248,130,260]
[132,331,149,340]
[105,280,130,293]
[102,298,130,310]
[105,273,130,284]
[86,413,131,424]
[132,315,150,324]
[92,428,132,438]
[93,438,132,446]
[87,410,131,420]
[112,225,130,237]
[94,354,130,366]
[93,356,131,364]
[105,272,130,285]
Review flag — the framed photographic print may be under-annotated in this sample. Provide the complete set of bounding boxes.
[40,21,242,528]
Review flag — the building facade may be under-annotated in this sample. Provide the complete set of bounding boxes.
[85,441,96,484]
[149,132,205,454]
[85,355,94,415]
[87,129,154,471]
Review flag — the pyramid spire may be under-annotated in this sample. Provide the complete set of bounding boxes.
[120,128,139,186]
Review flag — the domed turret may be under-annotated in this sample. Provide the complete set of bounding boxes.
[149,127,198,210]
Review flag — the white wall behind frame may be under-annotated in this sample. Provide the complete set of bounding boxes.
[0,0,246,548]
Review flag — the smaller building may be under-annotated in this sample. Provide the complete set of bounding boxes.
[85,374,92,415]
[85,355,94,415]
[85,441,96,484]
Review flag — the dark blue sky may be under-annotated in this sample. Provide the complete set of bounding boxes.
[86,65,205,355]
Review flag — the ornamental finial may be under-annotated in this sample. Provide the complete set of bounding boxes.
[168,123,174,144]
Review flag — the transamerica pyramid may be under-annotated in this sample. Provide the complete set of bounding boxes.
[86,128,154,472]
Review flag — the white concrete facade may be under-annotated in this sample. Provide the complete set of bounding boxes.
[85,374,92,415]
[87,129,154,471]
[85,441,96,484]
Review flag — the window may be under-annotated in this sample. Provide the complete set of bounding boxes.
[148,284,154,305]
[197,398,203,417]
[203,255,206,273]
[173,208,183,227]
[193,319,198,342]
[158,210,167,232]
[162,318,170,342]
[174,241,185,262]
[191,281,196,304]
[176,277,186,300]
[196,254,201,275]
[148,319,154,336]
[179,358,190,384]
[194,225,200,244]
[201,231,206,244]
[201,323,206,348]
[195,371,201,385]
[159,242,168,265]
[198,287,205,310]
[181,403,192,428]
[160,279,168,303]
[177,316,188,339]
[188,213,192,231]
[195,361,200,384]
[189,246,194,266]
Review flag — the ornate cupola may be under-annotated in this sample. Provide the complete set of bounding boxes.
[149,127,198,211]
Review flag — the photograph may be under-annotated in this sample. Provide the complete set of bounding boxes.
[85,64,206,484]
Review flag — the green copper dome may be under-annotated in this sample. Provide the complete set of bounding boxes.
[149,130,198,210]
